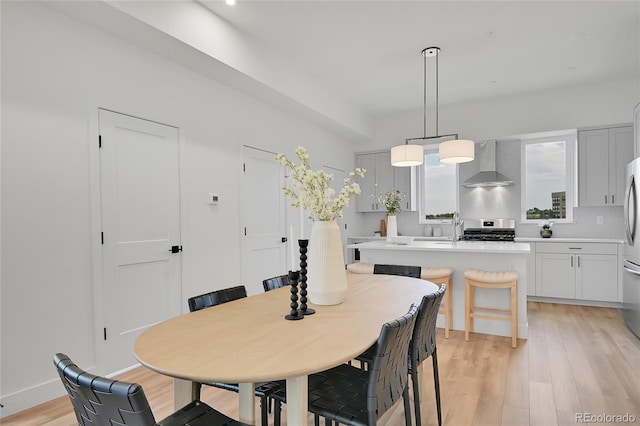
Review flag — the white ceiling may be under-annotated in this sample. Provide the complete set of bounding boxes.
[200,0,639,116]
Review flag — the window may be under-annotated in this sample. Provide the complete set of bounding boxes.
[521,132,576,223]
[418,145,458,223]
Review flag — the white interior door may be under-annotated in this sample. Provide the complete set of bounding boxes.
[241,146,288,295]
[99,109,182,373]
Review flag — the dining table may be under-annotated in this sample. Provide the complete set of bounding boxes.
[134,272,439,426]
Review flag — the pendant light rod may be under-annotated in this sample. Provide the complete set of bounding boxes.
[422,47,440,137]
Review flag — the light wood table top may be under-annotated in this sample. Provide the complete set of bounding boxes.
[134,273,438,425]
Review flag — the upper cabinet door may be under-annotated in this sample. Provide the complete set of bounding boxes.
[578,125,633,206]
[355,153,377,212]
[578,128,610,206]
[609,126,633,206]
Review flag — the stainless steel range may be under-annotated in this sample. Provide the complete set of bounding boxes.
[462,219,516,242]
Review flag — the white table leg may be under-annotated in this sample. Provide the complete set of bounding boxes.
[286,375,308,426]
[173,378,197,410]
[238,382,256,425]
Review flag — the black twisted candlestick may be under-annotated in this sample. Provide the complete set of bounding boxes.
[285,270,303,320]
[298,239,315,315]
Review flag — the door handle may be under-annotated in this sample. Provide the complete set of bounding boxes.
[624,174,636,245]
[169,245,183,253]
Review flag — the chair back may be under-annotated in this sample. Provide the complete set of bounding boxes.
[367,304,419,424]
[54,353,156,426]
[373,264,422,279]
[411,284,447,366]
[188,285,247,312]
[262,275,290,292]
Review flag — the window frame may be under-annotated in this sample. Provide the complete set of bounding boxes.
[417,143,460,225]
[520,131,577,224]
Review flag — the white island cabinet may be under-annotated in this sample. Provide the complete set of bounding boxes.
[349,240,532,339]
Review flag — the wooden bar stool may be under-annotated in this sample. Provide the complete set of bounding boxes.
[464,269,518,348]
[421,267,453,338]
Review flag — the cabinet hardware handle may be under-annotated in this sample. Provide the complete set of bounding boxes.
[605,195,608,204]
[577,256,580,267]
[570,256,573,267]
[568,247,582,250]
[612,195,614,204]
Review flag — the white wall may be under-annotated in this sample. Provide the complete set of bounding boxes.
[358,78,639,238]
[0,1,361,415]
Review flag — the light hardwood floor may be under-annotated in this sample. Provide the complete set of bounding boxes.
[3,302,639,426]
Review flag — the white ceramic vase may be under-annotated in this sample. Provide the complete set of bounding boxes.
[307,220,348,305]
[386,214,398,242]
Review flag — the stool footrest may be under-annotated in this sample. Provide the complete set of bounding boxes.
[469,312,513,321]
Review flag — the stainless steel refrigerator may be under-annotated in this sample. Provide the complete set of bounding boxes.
[623,157,640,338]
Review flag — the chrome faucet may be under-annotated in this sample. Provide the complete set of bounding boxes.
[451,211,463,241]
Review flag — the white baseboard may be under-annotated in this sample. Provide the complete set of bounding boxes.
[1,364,97,418]
[1,375,69,418]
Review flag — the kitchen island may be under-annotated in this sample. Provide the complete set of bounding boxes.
[348,240,532,339]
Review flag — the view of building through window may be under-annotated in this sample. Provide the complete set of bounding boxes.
[524,140,568,220]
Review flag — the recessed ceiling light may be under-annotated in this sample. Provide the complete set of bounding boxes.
[225,0,236,5]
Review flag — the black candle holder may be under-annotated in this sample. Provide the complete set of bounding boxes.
[285,270,303,320]
[298,239,315,315]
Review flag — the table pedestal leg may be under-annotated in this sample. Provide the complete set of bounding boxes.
[239,382,256,425]
[173,378,197,409]
[287,375,308,426]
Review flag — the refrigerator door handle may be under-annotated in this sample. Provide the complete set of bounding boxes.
[624,174,636,245]
[623,265,640,276]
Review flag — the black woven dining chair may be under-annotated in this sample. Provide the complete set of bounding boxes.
[356,285,447,426]
[187,285,247,312]
[272,304,419,426]
[373,263,422,279]
[262,274,290,292]
[187,285,279,426]
[53,353,249,426]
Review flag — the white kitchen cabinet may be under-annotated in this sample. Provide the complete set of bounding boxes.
[393,166,416,212]
[355,151,415,212]
[536,252,576,298]
[576,254,618,302]
[578,125,633,206]
[634,102,640,158]
[535,242,618,303]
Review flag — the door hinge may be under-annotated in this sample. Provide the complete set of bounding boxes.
[103,327,107,340]
[101,232,104,245]
[99,135,102,148]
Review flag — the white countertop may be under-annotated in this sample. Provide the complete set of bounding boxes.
[515,237,623,244]
[348,235,449,241]
[348,240,531,254]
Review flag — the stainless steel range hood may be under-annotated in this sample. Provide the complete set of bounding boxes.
[462,140,513,187]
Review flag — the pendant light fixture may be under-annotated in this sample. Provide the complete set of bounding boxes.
[392,47,474,166]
